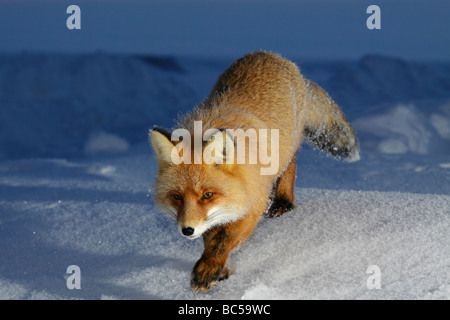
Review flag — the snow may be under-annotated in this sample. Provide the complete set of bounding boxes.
[84,131,129,156]
[353,103,450,155]
[0,53,196,159]
[0,53,449,300]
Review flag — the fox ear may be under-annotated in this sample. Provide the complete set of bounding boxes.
[149,128,175,165]
[203,129,235,165]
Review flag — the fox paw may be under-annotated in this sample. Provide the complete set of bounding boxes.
[266,196,294,218]
[191,258,229,293]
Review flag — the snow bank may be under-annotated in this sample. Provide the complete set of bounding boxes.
[1,53,450,161]
[326,55,450,115]
[353,101,450,155]
[0,53,197,160]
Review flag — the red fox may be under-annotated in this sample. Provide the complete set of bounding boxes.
[149,51,359,292]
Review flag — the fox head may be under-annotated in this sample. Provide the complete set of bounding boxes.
[149,128,250,239]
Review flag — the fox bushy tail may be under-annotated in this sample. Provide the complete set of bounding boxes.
[302,80,360,162]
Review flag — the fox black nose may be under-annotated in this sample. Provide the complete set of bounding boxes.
[182,227,195,236]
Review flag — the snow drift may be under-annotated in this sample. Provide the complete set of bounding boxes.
[326,54,450,115]
[1,53,450,160]
[353,101,450,155]
[0,53,196,159]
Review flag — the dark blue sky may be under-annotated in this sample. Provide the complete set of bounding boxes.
[0,0,449,61]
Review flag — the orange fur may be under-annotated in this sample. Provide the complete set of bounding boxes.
[150,51,359,292]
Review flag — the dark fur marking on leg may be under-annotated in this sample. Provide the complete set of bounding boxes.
[266,195,295,218]
[207,227,228,258]
[191,227,230,292]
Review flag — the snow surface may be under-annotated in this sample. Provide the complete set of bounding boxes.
[0,53,449,300]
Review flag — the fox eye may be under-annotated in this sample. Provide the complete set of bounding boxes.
[202,192,214,200]
[172,193,182,201]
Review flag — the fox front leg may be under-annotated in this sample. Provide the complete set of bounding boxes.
[191,211,260,292]
[191,227,230,292]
